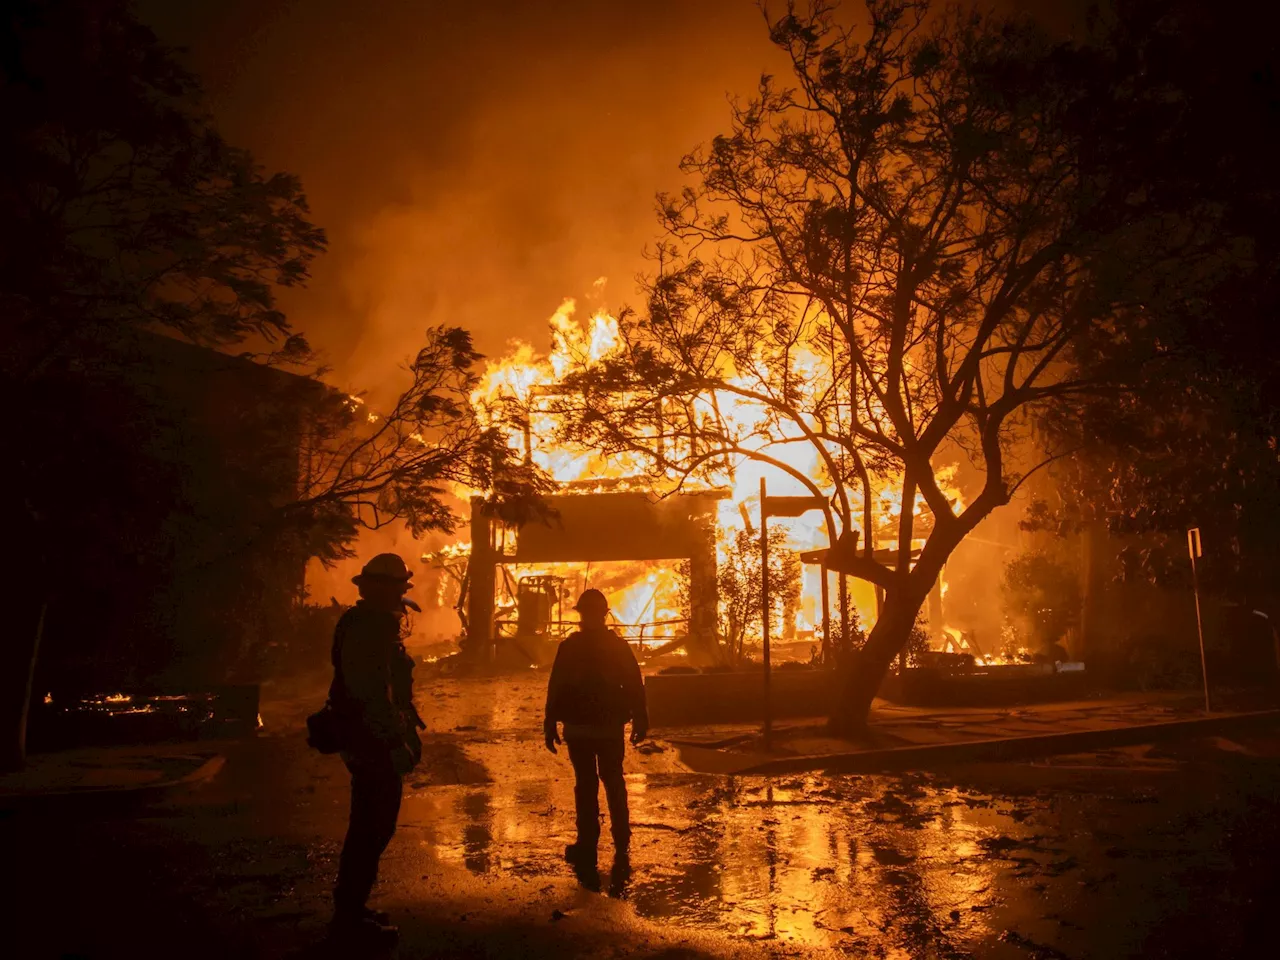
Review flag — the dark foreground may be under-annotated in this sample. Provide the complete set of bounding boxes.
[3,679,1280,959]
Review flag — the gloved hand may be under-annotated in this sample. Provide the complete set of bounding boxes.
[390,743,416,776]
[630,723,648,746]
[543,719,561,755]
[405,727,423,766]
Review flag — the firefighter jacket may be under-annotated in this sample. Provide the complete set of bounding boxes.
[329,601,406,752]
[544,627,648,740]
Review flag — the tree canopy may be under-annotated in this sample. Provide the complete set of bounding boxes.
[0,0,547,767]
[0,0,547,574]
[551,0,1226,730]
[1,0,326,376]
[1029,0,1280,605]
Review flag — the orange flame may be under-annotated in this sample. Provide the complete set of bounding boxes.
[459,293,966,644]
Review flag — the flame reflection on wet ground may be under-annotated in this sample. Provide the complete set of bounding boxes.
[399,767,1138,955]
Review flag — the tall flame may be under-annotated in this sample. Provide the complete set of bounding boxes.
[458,294,966,649]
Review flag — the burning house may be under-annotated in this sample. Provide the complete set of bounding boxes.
[425,299,990,672]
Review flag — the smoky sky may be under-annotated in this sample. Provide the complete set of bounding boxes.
[134,0,1084,401]
[133,0,786,399]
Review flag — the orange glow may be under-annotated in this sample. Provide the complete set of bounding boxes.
[459,295,966,646]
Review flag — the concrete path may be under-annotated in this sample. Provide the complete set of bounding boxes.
[0,742,224,810]
[662,690,1280,773]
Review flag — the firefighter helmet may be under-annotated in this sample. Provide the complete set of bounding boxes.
[351,552,414,585]
[573,588,609,614]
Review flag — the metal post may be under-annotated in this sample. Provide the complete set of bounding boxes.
[760,477,772,748]
[1188,527,1211,713]
[820,563,831,665]
[839,574,850,652]
[466,496,497,662]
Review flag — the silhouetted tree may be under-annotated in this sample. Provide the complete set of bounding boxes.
[0,2,547,768]
[1,0,324,374]
[554,0,1223,733]
[0,0,331,769]
[1028,0,1280,649]
[1002,548,1079,655]
[201,326,550,571]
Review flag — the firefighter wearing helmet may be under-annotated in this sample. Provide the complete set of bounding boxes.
[325,552,422,947]
[543,588,649,876]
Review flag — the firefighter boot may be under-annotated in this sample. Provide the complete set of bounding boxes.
[329,912,399,949]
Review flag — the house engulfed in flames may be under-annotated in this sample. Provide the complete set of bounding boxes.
[425,298,965,666]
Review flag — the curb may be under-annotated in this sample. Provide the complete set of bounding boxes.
[733,709,1280,776]
[0,753,226,814]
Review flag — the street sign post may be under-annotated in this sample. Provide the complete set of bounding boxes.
[760,478,772,748]
[759,489,835,747]
[1187,527,1211,713]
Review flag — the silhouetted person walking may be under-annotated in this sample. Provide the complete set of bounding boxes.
[327,553,420,948]
[544,589,648,874]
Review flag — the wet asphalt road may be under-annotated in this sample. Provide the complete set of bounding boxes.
[4,675,1280,959]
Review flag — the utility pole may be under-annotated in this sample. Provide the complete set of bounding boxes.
[760,477,772,749]
[1188,527,1211,713]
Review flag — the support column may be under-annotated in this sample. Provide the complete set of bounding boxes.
[466,496,496,662]
[688,507,719,664]
[820,564,830,666]
[927,568,944,638]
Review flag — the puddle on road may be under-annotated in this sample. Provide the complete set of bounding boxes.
[401,772,1072,955]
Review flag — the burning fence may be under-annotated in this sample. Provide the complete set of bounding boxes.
[425,297,999,665]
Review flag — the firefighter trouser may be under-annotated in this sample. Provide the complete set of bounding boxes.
[566,736,629,851]
[334,753,403,916]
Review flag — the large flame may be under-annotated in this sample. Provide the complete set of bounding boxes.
[456,295,967,651]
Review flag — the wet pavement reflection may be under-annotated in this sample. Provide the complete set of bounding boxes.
[387,674,1280,957]
[399,767,1122,955]
[11,673,1274,959]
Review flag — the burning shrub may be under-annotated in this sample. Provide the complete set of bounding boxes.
[824,605,867,670]
[904,616,932,669]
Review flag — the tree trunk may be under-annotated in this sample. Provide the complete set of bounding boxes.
[684,630,727,667]
[1079,520,1106,665]
[829,589,922,737]
[1,595,46,772]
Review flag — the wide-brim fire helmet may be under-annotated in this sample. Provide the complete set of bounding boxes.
[573,588,609,616]
[351,552,414,586]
